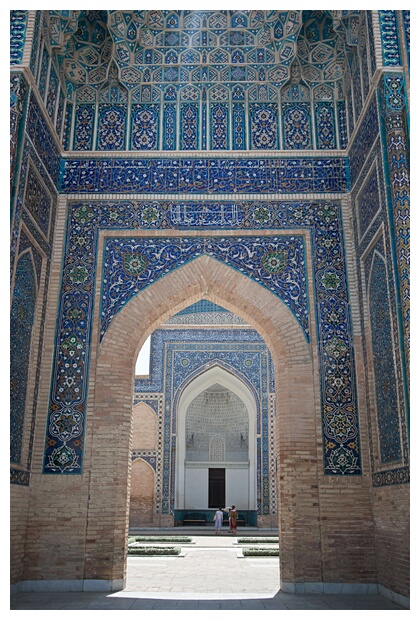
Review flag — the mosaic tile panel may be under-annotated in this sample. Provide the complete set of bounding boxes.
[131,104,159,150]
[74,105,95,151]
[60,157,349,194]
[10,252,37,465]
[10,73,29,193]
[352,138,409,487]
[337,101,348,150]
[101,235,309,341]
[38,44,49,101]
[367,245,402,464]
[29,10,41,77]
[97,104,127,151]
[357,161,381,241]
[282,103,312,150]
[402,10,410,67]
[55,90,65,140]
[10,11,28,65]
[315,102,336,150]
[378,11,402,66]
[26,92,61,187]
[377,73,409,399]
[46,63,59,124]
[366,10,377,79]
[43,198,361,477]
[349,97,379,186]
[24,160,52,239]
[63,102,73,151]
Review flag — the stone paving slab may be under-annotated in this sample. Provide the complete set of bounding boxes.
[10,533,406,611]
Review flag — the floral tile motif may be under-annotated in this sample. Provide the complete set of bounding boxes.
[42,198,361,477]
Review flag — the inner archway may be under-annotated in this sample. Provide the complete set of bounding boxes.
[88,254,319,590]
[175,365,258,516]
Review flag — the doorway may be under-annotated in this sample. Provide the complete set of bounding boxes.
[209,468,225,508]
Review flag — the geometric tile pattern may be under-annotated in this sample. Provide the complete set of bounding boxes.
[41,9,372,152]
[10,11,28,65]
[42,198,361,476]
[378,11,402,66]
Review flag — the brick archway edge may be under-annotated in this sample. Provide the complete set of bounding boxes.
[83,256,322,588]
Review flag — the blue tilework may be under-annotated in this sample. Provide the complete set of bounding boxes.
[402,10,410,67]
[97,104,127,151]
[43,198,361,477]
[315,102,336,150]
[351,136,409,487]
[74,105,95,151]
[10,252,37,465]
[131,104,159,150]
[377,73,409,405]
[10,11,28,65]
[46,63,59,124]
[378,11,402,66]
[26,92,61,187]
[349,98,379,186]
[38,44,49,101]
[60,157,349,194]
[366,11,377,79]
[357,163,380,241]
[367,245,402,464]
[24,161,52,238]
[282,103,312,150]
[10,73,29,201]
[55,90,65,139]
[101,235,309,341]
[29,11,41,78]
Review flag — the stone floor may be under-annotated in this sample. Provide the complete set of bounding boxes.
[10,529,407,611]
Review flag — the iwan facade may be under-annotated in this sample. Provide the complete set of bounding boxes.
[10,10,409,607]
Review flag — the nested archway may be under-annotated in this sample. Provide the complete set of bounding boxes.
[175,365,258,511]
[85,254,322,589]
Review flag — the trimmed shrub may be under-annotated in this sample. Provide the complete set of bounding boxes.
[133,536,192,543]
[242,547,279,556]
[128,546,181,556]
[237,537,279,544]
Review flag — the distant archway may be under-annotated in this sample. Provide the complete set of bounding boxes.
[175,365,258,511]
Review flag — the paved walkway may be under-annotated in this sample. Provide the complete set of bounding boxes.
[10,529,406,611]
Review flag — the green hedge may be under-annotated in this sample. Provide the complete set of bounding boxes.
[242,547,279,556]
[131,536,192,543]
[128,546,181,556]
[237,537,279,544]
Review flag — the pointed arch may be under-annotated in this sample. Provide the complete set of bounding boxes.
[84,255,318,585]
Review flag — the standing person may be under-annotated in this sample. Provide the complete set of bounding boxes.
[230,505,238,535]
[226,507,232,532]
[213,508,223,534]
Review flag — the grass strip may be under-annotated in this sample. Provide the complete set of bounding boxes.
[130,536,192,543]
[128,546,181,556]
[237,537,279,544]
[242,547,279,556]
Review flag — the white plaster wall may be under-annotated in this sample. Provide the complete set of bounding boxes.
[226,468,251,510]
[184,468,208,508]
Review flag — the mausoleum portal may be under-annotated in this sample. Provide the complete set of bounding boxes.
[10,9,409,608]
